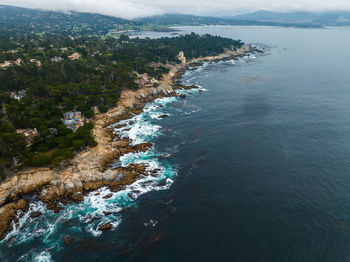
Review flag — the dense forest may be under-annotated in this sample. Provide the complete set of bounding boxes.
[0,27,243,180]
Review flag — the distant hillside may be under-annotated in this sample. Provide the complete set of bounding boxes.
[0,5,139,36]
[226,10,350,26]
[137,13,321,28]
[0,4,337,38]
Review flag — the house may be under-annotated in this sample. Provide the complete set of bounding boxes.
[0,58,22,69]
[14,58,22,65]
[1,49,18,54]
[49,128,58,135]
[68,52,81,60]
[1,103,6,114]
[141,73,148,85]
[30,59,42,67]
[62,111,85,131]
[10,90,26,100]
[16,128,39,147]
[51,56,64,62]
[177,51,186,64]
[135,72,159,87]
[0,61,12,69]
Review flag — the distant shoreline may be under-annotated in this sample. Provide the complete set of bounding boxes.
[0,44,252,241]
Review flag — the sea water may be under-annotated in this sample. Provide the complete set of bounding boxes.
[2,26,350,261]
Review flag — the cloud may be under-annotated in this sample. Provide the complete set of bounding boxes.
[1,0,350,19]
[0,0,162,19]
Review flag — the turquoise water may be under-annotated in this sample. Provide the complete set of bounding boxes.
[2,26,350,261]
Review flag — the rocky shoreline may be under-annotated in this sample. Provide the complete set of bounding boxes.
[0,44,251,241]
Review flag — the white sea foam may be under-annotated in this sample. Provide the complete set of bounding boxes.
[184,108,201,115]
[144,219,158,227]
[243,54,257,60]
[17,250,52,262]
[128,122,161,145]
[3,201,49,245]
[176,87,207,96]
[33,251,52,262]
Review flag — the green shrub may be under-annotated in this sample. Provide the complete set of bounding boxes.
[0,170,6,181]
[98,105,108,113]
[31,155,50,167]
[73,139,85,149]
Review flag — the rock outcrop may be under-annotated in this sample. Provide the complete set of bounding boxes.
[29,211,42,218]
[0,199,27,240]
[99,223,113,231]
[64,236,71,246]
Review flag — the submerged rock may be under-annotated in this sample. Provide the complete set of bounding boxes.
[141,231,166,248]
[64,236,71,246]
[6,236,15,244]
[179,94,186,98]
[118,244,133,254]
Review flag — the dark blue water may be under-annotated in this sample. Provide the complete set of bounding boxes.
[3,26,350,261]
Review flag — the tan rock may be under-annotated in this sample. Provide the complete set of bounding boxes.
[99,223,113,231]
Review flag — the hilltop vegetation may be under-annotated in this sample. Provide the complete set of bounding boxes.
[0,5,175,38]
[0,5,135,37]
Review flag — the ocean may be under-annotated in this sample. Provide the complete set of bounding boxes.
[2,26,350,261]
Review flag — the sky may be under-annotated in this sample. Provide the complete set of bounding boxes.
[0,0,349,19]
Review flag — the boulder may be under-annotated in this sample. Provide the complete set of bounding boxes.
[64,182,75,192]
[71,192,84,202]
[29,211,42,219]
[158,114,169,119]
[103,193,113,199]
[99,223,113,231]
[114,124,127,129]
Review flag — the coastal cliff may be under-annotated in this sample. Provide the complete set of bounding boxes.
[0,45,251,240]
